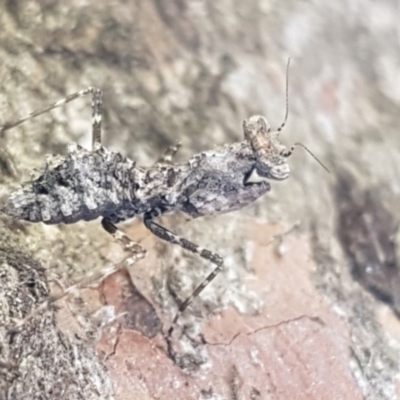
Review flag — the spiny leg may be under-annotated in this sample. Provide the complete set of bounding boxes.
[0,87,103,149]
[155,141,182,165]
[101,218,147,268]
[90,88,103,147]
[143,211,224,337]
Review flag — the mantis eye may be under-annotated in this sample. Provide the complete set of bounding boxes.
[269,164,290,180]
[244,167,269,185]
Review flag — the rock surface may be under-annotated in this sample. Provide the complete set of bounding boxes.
[1,1,400,399]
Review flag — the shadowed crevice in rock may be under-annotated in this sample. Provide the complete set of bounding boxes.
[335,171,400,315]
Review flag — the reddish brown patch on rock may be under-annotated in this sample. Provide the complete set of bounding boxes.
[92,220,364,399]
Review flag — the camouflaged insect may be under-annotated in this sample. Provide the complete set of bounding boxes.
[6,116,290,225]
[7,116,289,224]
[1,82,297,338]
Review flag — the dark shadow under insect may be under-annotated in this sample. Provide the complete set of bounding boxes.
[1,70,301,351]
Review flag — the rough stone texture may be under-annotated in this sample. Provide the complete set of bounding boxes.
[0,246,114,399]
[1,0,400,399]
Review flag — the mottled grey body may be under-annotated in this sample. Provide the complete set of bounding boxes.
[1,85,296,350]
[6,138,276,226]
